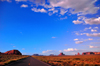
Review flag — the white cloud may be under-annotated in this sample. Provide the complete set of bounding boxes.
[60,9,67,15]
[42,50,58,54]
[52,10,58,14]
[75,38,93,41]
[80,27,99,33]
[64,48,77,52]
[89,45,99,48]
[81,38,93,41]
[74,38,79,41]
[89,27,92,29]
[75,41,83,44]
[73,16,100,25]
[29,0,99,16]
[0,0,11,2]
[74,38,93,44]
[94,27,98,29]
[78,33,100,37]
[73,20,83,24]
[31,8,47,13]
[48,12,53,16]
[83,27,98,32]
[75,27,98,34]
[21,4,28,8]
[60,16,67,20]
[74,27,99,37]
[91,29,97,32]
[75,32,80,35]
[1,0,100,25]
[15,0,27,2]
[48,8,54,11]
[88,38,93,40]
[1,0,99,18]
[83,38,93,41]
[48,8,58,14]
[84,27,92,31]
[86,33,100,37]
[1,0,99,16]
[29,0,45,5]
[49,0,99,15]
[84,17,100,25]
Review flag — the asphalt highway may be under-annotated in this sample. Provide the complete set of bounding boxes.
[5,56,51,66]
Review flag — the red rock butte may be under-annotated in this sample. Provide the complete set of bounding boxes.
[58,52,65,56]
[77,52,80,55]
[82,52,100,55]
[5,50,22,55]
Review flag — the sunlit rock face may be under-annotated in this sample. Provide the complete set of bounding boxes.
[5,50,22,55]
[58,52,65,56]
[82,52,100,55]
[77,52,80,55]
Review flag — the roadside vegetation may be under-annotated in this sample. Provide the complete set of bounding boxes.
[0,55,29,66]
[33,55,100,66]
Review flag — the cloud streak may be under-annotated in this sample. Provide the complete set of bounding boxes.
[91,29,97,32]
[86,33,100,37]
[73,17,100,25]
[31,8,47,13]
[75,41,83,44]
[1,0,100,26]
[42,50,59,55]
[49,0,99,15]
[64,48,77,52]
[73,20,83,24]
[84,17,100,25]
[1,0,99,16]
[21,4,28,8]
[89,45,99,48]
[74,38,79,41]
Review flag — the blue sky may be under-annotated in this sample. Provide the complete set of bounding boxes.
[0,0,100,55]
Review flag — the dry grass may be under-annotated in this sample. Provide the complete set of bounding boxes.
[33,55,100,66]
[0,55,29,66]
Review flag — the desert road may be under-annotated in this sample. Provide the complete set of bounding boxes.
[5,57,51,66]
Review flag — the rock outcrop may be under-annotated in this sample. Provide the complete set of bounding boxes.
[77,52,80,55]
[82,52,100,55]
[5,50,22,55]
[58,52,65,56]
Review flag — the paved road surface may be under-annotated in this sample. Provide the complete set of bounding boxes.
[5,57,51,66]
